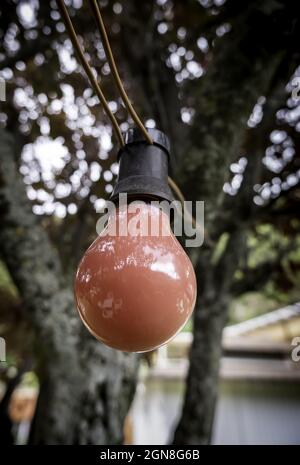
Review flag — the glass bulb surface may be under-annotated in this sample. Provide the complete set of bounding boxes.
[74,203,197,352]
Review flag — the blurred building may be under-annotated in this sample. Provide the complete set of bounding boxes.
[131,302,300,444]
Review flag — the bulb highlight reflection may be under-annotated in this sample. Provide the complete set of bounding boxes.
[74,203,197,352]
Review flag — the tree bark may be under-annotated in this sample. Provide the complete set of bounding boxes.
[173,230,246,444]
[0,128,138,444]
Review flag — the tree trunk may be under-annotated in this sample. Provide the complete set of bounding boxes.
[0,128,138,444]
[173,231,246,444]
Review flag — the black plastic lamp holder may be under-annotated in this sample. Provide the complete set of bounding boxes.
[110,128,173,203]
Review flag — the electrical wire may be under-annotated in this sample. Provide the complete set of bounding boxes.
[88,0,153,145]
[168,177,213,247]
[56,0,124,147]
[56,0,212,246]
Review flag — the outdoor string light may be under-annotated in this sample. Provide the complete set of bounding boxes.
[56,0,197,352]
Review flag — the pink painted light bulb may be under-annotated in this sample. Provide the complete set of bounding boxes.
[74,202,197,352]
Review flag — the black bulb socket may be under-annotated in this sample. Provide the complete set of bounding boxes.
[110,128,173,203]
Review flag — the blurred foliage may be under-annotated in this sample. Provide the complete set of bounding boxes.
[0,261,18,298]
[21,371,39,389]
[229,222,300,324]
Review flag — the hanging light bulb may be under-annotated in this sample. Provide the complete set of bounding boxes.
[74,129,197,352]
